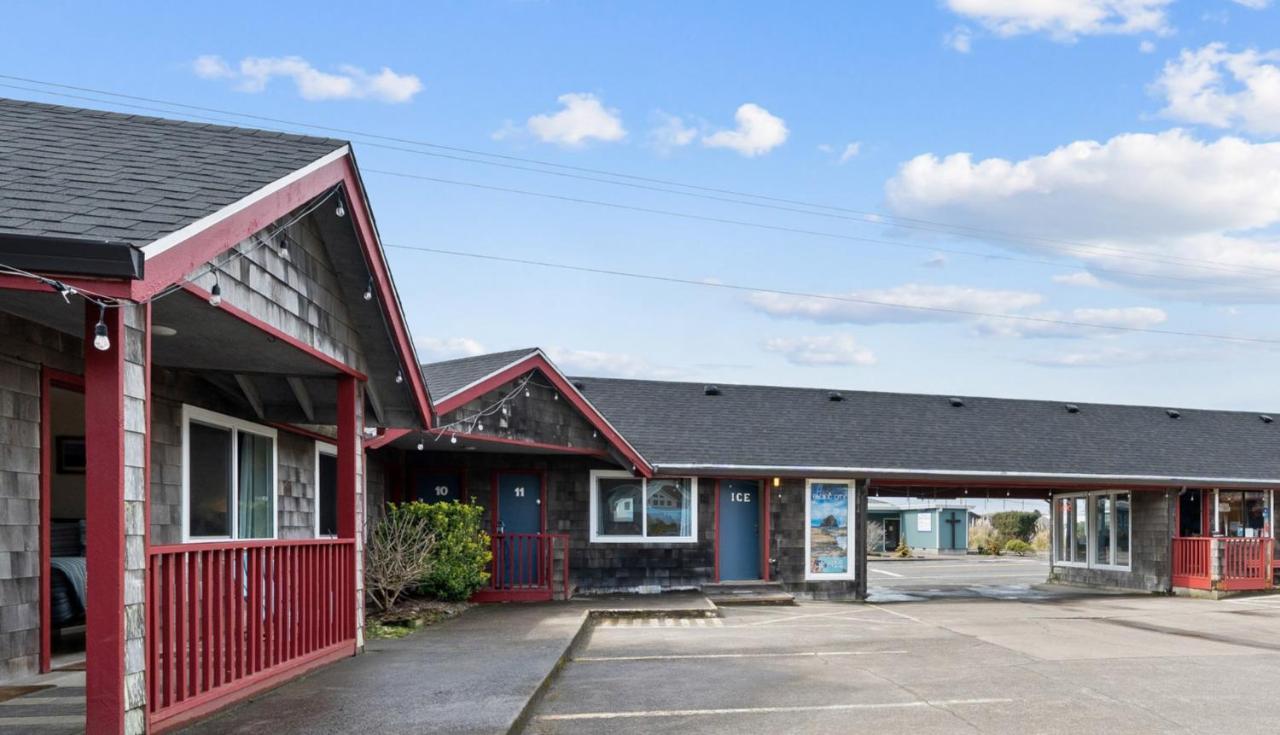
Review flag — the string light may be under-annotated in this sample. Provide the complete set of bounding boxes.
[209,274,222,307]
[92,305,110,351]
[278,234,291,261]
[395,369,404,384]
[416,437,425,451]
[335,194,346,218]
[363,277,373,301]
[450,434,458,445]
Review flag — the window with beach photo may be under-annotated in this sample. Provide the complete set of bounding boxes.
[805,480,855,580]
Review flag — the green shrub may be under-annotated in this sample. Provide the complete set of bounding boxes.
[991,511,1041,542]
[1003,539,1033,556]
[390,501,491,601]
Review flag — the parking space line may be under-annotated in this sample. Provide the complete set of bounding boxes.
[573,650,908,663]
[871,568,904,577]
[536,697,1014,721]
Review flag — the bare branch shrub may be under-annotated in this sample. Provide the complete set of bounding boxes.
[866,521,886,554]
[365,511,436,613]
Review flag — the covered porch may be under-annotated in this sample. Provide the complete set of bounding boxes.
[1170,488,1276,594]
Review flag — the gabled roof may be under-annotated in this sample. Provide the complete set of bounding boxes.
[423,348,539,403]
[420,349,652,474]
[0,98,346,247]
[572,377,1280,487]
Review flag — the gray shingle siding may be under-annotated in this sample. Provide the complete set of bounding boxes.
[0,98,345,246]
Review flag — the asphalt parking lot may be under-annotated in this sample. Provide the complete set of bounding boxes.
[525,591,1280,734]
[868,555,1051,601]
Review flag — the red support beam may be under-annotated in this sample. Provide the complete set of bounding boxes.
[336,376,359,642]
[83,302,127,735]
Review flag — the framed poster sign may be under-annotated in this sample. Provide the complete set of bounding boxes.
[805,480,855,580]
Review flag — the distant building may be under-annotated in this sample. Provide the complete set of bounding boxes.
[867,499,975,555]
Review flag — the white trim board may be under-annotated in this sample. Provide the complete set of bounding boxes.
[181,404,280,543]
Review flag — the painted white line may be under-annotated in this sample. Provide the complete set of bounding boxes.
[537,698,1014,721]
[871,568,905,578]
[574,650,908,663]
[0,716,85,725]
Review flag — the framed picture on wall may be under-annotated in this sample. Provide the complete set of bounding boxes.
[56,436,86,474]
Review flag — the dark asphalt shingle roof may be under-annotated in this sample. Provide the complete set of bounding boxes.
[0,98,347,245]
[422,348,539,400]
[572,377,1280,483]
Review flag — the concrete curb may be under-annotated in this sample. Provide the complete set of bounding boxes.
[505,603,722,734]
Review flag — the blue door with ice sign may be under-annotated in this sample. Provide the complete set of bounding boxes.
[497,472,543,587]
[719,480,761,580]
[413,471,462,504]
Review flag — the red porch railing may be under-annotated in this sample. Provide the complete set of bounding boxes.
[1220,537,1272,591]
[1172,537,1212,590]
[473,533,569,602]
[147,538,356,728]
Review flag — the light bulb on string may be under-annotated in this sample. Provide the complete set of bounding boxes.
[524,388,530,398]
[477,422,484,432]
[363,277,373,302]
[278,234,290,261]
[335,195,346,218]
[209,274,222,307]
[416,436,425,451]
[395,370,404,384]
[92,305,110,351]
[450,434,458,445]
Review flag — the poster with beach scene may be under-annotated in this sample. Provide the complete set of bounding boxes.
[806,481,853,579]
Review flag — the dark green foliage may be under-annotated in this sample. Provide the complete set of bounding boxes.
[1003,539,1033,556]
[390,501,492,601]
[990,510,1041,542]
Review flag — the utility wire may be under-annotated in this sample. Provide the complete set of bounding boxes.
[2,75,1277,280]
[382,243,1280,347]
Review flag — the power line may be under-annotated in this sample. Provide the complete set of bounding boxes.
[2,74,1277,280]
[381,243,1280,347]
[366,167,1280,297]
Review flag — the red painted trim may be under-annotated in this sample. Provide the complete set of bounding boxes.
[39,367,84,674]
[365,427,410,450]
[84,302,127,735]
[336,377,358,543]
[0,274,134,298]
[433,355,651,476]
[269,422,336,445]
[338,156,433,428]
[135,152,430,427]
[150,640,356,733]
[713,479,721,583]
[179,283,367,380]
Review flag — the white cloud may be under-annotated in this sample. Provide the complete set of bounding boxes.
[976,306,1167,338]
[839,142,862,163]
[524,93,626,148]
[945,0,1172,42]
[923,253,949,269]
[946,25,975,53]
[648,112,698,154]
[746,283,1044,325]
[1140,40,1156,54]
[1025,345,1206,367]
[544,347,681,380]
[1154,43,1280,137]
[885,128,1280,300]
[1052,271,1104,288]
[763,335,877,367]
[1232,0,1271,8]
[193,55,422,103]
[702,103,789,157]
[416,336,487,361]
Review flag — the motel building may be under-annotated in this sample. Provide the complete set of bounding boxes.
[3,98,1280,733]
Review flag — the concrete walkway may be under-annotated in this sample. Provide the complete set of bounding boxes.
[179,593,715,735]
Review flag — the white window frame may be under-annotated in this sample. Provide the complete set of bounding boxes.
[1052,490,1131,572]
[588,469,699,543]
[804,479,856,581]
[181,404,279,543]
[314,441,337,538]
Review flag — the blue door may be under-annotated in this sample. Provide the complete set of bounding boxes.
[497,473,543,587]
[719,480,761,580]
[413,471,462,504]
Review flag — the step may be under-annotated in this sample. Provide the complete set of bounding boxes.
[703,581,796,606]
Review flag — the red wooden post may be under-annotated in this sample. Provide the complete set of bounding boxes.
[336,376,359,640]
[84,302,127,735]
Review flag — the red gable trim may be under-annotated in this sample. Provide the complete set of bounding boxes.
[131,150,431,428]
[433,352,653,476]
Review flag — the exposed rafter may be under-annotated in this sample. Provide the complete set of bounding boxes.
[234,374,265,420]
[286,376,316,423]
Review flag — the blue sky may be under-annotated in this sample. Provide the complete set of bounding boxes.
[6,0,1280,414]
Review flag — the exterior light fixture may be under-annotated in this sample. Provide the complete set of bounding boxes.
[92,305,110,351]
[363,277,373,301]
[772,477,781,488]
[335,195,346,218]
[208,277,222,307]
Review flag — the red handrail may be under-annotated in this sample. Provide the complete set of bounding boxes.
[1221,537,1272,590]
[147,538,356,725]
